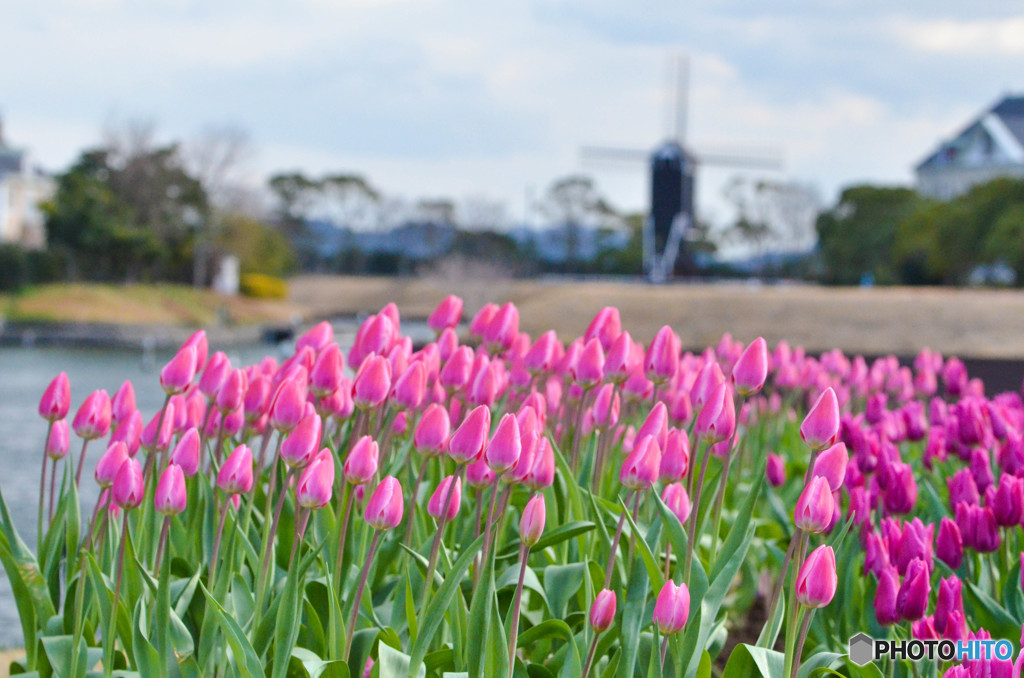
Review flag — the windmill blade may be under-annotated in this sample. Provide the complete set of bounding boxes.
[580,146,650,165]
[674,53,689,144]
[694,144,784,169]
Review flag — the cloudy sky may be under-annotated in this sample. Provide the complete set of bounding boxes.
[1,0,1022,228]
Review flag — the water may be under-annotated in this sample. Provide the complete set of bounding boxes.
[0,341,278,648]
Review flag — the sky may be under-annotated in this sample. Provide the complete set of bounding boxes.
[1,0,1022,233]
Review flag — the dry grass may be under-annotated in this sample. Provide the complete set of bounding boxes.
[1,283,306,327]
[290,275,1024,358]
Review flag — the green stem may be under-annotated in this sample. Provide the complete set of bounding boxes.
[103,511,131,677]
[343,530,382,662]
[37,421,53,549]
[507,543,529,678]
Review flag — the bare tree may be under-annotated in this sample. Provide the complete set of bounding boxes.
[537,175,618,270]
[723,177,820,273]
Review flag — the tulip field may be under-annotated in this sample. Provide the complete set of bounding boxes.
[3,296,1024,677]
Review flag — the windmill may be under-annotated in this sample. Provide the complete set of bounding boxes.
[582,54,783,281]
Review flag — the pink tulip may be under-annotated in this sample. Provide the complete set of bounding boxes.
[466,458,496,488]
[310,344,344,397]
[216,369,248,414]
[154,464,187,515]
[428,295,463,332]
[589,589,617,632]
[365,476,404,530]
[811,442,849,491]
[270,378,307,432]
[449,405,491,464]
[39,372,72,423]
[731,336,768,396]
[180,329,208,372]
[280,411,322,470]
[392,362,427,411]
[523,331,558,375]
[572,338,605,387]
[659,428,690,482]
[169,428,201,477]
[795,545,837,608]
[591,383,621,431]
[636,401,669,451]
[653,581,690,634]
[353,355,392,409]
[73,390,112,440]
[644,325,679,385]
[199,351,231,399]
[414,403,450,457]
[691,361,725,408]
[437,327,459,363]
[619,435,661,490]
[874,566,900,626]
[160,346,197,395]
[297,321,334,353]
[141,401,176,452]
[95,441,129,488]
[46,420,70,460]
[112,458,144,509]
[486,413,522,474]
[766,453,786,487]
[469,303,498,338]
[794,476,834,533]
[800,388,840,450]
[896,558,930,621]
[523,437,556,490]
[296,449,335,509]
[662,482,692,523]
[483,302,519,351]
[344,436,379,485]
[519,494,546,547]
[694,383,735,444]
[428,475,462,521]
[604,331,635,383]
[110,380,135,427]
[936,517,963,570]
[217,445,254,494]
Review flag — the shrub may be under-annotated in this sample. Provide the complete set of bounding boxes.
[239,272,288,299]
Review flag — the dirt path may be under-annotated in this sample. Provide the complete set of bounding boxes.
[290,276,1024,359]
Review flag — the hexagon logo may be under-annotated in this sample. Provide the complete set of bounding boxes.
[849,633,875,666]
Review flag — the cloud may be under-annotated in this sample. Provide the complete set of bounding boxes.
[893,15,1024,55]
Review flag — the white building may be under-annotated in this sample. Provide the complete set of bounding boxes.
[915,95,1024,201]
[0,120,53,248]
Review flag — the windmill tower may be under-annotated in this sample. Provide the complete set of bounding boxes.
[582,54,782,281]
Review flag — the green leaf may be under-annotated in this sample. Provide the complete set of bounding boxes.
[41,635,99,678]
[498,521,596,557]
[409,534,484,676]
[376,643,425,678]
[616,557,649,678]
[132,599,160,678]
[198,581,265,678]
[721,644,785,678]
[542,563,586,620]
[796,652,843,678]
[289,647,351,678]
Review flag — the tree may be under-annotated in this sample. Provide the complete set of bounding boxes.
[537,175,619,272]
[816,185,921,285]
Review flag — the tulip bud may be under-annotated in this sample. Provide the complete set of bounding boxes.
[874,566,900,626]
[160,346,197,395]
[523,437,555,490]
[39,372,71,422]
[653,581,690,634]
[619,435,661,491]
[992,474,1024,527]
[170,427,201,477]
[604,331,634,383]
[270,378,306,433]
[795,545,837,609]
[111,410,143,457]
[794,476,834,533]
[297,321,334,353]
[466,458,496,488]
[637,401,669,451]
[343,435,379,485]
[933,576,963,634]
[449,405,491,464]
[519,494,546,548]
[589,589,617,632]
[800,388,840,450]
[141,402,175,452]
[112,458,144,509]
[297,449,335,509]
[310,344,344,398]
[659,428,690,482]
[935,517,963,570]
[811,442,848,492]
[280,411,322,470]
[483,302,519,351]
[691,361,725,408]
[883,462,917,514]
[365,476,404,530]
[572,338,605,387]
[428,295,463,332]
[695,383,735,444]
[154,464,187,515]
[95,441,129,488]
[661,482,692,524]
[731,337,768,396]
[46,419,70,460]
[110,380,135,427]
[216,369,248,414]
[353,355,392,409]
[896,558,930,621]
[392,362,427,411]
[766,453,786,487]
[428,475,462,521]
[486,413,522,474]
[645,325,679,385]
[469,303,498,338]
[181,329,208,372]
[591,383,621,431]
[73,390,112,440]
[199,351,231,399]
[217,445,254,495]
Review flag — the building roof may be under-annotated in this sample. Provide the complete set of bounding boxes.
[915,95,1024,172]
